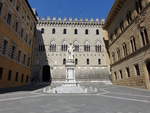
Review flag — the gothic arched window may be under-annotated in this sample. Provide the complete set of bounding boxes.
[122,42,128,57]
[116,48,121,60]
[61,41,68,52]
[50,41,56,52]
[130,36,136,53]
[73,41,79,52]
[84,41,90,52]
[140,27,149,46]
[95,41,101,52]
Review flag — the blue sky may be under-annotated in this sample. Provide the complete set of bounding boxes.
[28,0,115,19]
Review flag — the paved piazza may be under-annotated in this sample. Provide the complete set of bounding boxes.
[0,83,150,113]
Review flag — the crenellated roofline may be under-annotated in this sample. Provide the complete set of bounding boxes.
[37,17,105,26]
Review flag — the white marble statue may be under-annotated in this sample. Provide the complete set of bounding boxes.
[67,43,75,61]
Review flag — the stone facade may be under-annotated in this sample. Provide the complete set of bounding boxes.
[0,0,37,88]
[33,18,110,82]
[104,0,150,89]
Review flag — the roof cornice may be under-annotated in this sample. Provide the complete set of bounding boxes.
[25,0,38,21]
[104,0,127,29]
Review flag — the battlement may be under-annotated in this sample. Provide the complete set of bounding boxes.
[37,17,105,26]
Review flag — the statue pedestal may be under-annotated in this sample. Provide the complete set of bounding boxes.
[43,59,99,94]
[64,60,77,86]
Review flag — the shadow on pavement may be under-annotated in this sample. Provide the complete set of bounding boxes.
[0,83,50,94]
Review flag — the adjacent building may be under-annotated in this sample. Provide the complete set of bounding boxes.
[0,0,37,88]
[33,18,110,82]
[104,0,150,89]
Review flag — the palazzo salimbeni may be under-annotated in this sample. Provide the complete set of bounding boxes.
[0,0,150,90]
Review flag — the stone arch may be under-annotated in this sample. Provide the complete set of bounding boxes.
[62,40,68,45]
[84,41,90,45]
[42,65,51,83]
[96,41,101,45]
[50,40,56,45]
[73,40,79,45]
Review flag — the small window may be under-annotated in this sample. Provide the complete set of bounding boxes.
[140,27,149,46]
[15,72,19,82]
[87,59,89,65]
[29,40,32,46]
[116,48,121,60]
[85,29,88,35]
[98,59,101,65]
[18,50,21,62]
[96,29,99,35]
[75,59,78,65]
[8,70,12,81]
[134,64,140,76]
[2,40,8,55]
[136,0,143,14]
[52,28,55,34]
[74,29,78,34]
[126,67,130,77]
[63,59,66,65]
[114,72,117,80]
[119,70,123,79]
[112,52,116,63]
[0,67,3,80]
[41,28,44,33]
[63,29,67,34]
[23,54,26,64]
[122,43,128,57]
[130,36,136,52]
[126,11,132,25]
[11,46,16,59]
[7,13,12,25]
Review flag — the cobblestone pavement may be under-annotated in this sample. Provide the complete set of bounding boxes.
[0,83,150,113]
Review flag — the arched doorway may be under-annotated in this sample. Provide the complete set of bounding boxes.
[42,65,51,82]
[146,60,150,81]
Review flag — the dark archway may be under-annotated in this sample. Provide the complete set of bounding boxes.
[42,65,51,83]
[146,60,150,81]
